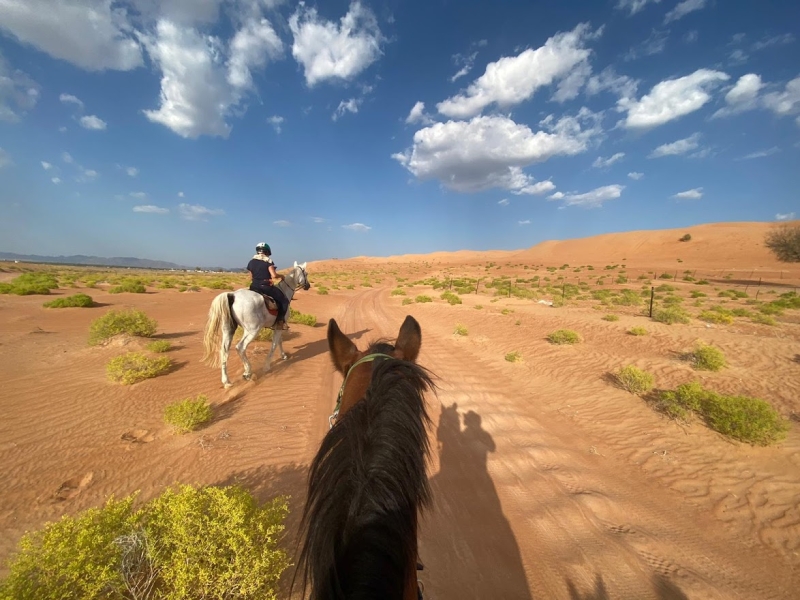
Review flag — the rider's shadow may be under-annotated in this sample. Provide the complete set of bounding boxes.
[421,403,532,599]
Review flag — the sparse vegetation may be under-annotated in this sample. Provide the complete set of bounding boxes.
[88,309,158,345]
[0,272,59,295]
[614,365,655,395]
[391,288,406,296]
[679,233,692,242]
[764,223,800,262]
[698,310,733,325]
[415,295,433,303]
[751,313,777,326]
[288,307,316,326]
[147,340,172,353]
[547,329,581,345]
[690,344,727,371]
[651,306,690,325]
[0,485,290,600]
[402,297,413,305]
[440,291,462,305]
[109,280,147,294]
[454,324,468,336]
[628,326,648,336]
[602,314,619,322]
[164,394,213,433]
[43,293,94,308]
[655,382,788,445]
[106,352,171,384]
[505,351,522,363]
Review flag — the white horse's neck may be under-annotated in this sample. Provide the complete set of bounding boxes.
[278,271,297,301]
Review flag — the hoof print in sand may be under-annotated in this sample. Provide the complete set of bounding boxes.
[121,429,155,444]
[53,472,94,502]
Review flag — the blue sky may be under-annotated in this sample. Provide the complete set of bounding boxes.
[0,0,798,268]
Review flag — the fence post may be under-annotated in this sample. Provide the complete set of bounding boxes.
[649,286,655,318]
[562,283,566,302]
[508,281,511,298]
[475,279,480,294]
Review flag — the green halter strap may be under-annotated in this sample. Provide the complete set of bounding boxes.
[330,353,394,428]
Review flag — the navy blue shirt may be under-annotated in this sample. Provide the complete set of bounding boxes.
[247,257,275,283]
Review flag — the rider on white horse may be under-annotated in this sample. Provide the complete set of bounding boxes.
[247,242,289,330]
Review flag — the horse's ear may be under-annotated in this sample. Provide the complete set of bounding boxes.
[327,318,358,374]
[294,261,298,268]
[394,315,421,362]
[301,262,307,269]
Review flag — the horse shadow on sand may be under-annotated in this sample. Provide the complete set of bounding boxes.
[420,403,532,600]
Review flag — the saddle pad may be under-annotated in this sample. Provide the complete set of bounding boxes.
[262,295,279,316]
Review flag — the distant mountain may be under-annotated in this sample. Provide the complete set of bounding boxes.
[0,252,186,270]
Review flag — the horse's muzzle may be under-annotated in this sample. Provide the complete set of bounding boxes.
[303,283,311,290]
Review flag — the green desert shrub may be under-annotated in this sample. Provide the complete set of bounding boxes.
[288,307,316,326]
[614,365,655,395]
[390,288,406,296]
[628,326,648,336]
[402,297,413,305]
[504,351,522,363]
[698,310,733,325]
[602,314,619,322]
[652,306,690,325]
[146,340,171,353]
[656,382,788,445]
[0,485,290,600]
[547,329,581,345]
[690,344,727,371]
[415,295,432,303]
[108,280,146,294]
[88,309,157,345]
[106,352,171,385]
[0,272,59,295]
[751,313,777,326]
[454,323,468,336]
[43,293,94,308]
[164,394,213,433]
[440,291,462,305]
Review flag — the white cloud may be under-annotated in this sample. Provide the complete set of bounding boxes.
[178,202,224,220]
[126,166,139,177]
[664,0,708,24]
[267,115,284,133]
[273,219,291,227]
[342,222,371,232]
[548,184,624,208]
[737,147,780,160]
[0,147,11,168]
[62,152,73,163]
[648,132,701,157]
[619,68,729,129]
[672,187,703,200]
[79,114,107,130]
[752,33,795,51]
[142,15,281,139]
[592,152,625,168]
[762,76,800,118]
[130,191,148,199]
[51,177,61,184]
[0,53,39,122]
[498,199,510,206]
[436,23,599,119]
[405,101,433,125]
[289,1,383,87]
[552,61,592,103]
[586,67,638,100]
[0,0,143,71]
[729,49,749,65]
[78,167,98,181]
[712,73,763,117]
[226,17,283,89]
[41,161,52,170]
[177,191,185,197]
[513,180,556,196]
[615,0,662,16]
[133,205,169,214]
[623,29,668,61]
[393,109,602,194]
[58,126,67,133]
[776,212,795,221]
[59,93,84,109]
[312,216,326,222]
[628,171,644,180]
[684,30,699,43]
[332,97,360,121]
[518,220,531,225]
[450,51,478,83]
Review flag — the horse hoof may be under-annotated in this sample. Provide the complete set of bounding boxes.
[281,355,289,361]
[243,374,251,381]
[223,383,233,389]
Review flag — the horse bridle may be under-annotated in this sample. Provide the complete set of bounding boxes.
[329,353,394,429]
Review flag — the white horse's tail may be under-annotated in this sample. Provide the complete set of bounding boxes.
[202,292,234,368]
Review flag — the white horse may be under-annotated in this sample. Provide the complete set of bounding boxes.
[202,261,311,387]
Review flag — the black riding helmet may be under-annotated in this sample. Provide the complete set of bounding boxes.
[256,242,271,255]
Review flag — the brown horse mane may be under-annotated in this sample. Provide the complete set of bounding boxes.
[292,340,434,599]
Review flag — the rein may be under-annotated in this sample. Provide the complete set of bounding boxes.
[329,353,394,429]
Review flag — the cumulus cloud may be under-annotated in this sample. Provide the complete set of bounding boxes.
[592,152,625,168]
[0,0,143,71]
[77,167,98,181]
[498,199,510,206]
[615,0,662,16]
[267,115,284,133]
[59,93,84,109]
[79,114,107,130]
[405,101,434,125]
[712,73,763,118]
[0,53,39,122]
[628,171,644,180]
[586,67,638,100]
[393,109,602,194]
[133,204,169,214]
[648,133,701,157]
[342,222,371,232]
[513,180,556,196]
[273,219,291,227]
[177,191,184,197]
[619,68,729,129]
[776,212,795,221]
[142,15,282,139]
[436,23,600,119]
[41,161,52,170]
[332,98,360,121]
[672,187,703,200]
[126,166,139,177]
[664,0,708,24]
[737,147,780,160]
[762,76,800,118]
[51,176,62,183]
[289,1,383,87]
[178,203,224,220]
[548,184,624,208]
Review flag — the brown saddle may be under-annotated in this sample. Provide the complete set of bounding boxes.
[258,293,279,316]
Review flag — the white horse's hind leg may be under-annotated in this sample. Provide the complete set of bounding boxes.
[236,329,259,380]
[220,322,235,388]
[264,330,281,372]
[279,331,288,360]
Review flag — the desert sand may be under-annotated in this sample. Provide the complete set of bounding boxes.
[1,221,799,599]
